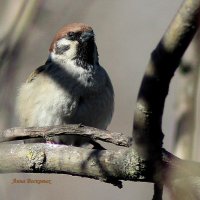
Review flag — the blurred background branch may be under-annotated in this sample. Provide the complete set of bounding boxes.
[174,30,200,160]
[0,0,40,129]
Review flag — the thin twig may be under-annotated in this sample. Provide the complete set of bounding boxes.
[152,184,163,200]
[0,125,132,147]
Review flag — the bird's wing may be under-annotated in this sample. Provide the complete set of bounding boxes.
[26,65,47,83]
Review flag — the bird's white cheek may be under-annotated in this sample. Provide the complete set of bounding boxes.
[63,41,78,60]
[52,38,78,61]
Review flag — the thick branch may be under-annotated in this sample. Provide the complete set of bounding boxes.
[0,143,147,188]
[133,0,200,160]
[0,143,200,187]
[133,1,200,198]
[0,125,131,147]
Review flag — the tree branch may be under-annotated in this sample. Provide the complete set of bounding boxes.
[0,143,145,188]
[133,0,200,160]
[1,143,200,189]
[152,184,163,200]
[132,0,200,199]
[0,125,131,147]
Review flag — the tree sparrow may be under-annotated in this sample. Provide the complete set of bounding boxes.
[16,23,114,145]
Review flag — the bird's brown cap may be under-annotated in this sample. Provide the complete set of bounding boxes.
[49,23,93,52]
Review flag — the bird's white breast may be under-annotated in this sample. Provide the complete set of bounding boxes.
[16,62,114,129]
[16,74,78,126]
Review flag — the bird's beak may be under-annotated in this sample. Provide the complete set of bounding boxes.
[80,31,94,43]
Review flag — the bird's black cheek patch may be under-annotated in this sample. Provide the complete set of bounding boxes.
[55,45,70,55]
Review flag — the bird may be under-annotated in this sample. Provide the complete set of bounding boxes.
[16,23,114,145]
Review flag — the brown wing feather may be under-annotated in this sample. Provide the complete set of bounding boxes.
[26,65,47,83]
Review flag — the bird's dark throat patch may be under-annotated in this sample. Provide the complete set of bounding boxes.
[74,39,95,69]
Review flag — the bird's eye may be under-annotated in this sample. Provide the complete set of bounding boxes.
[68,32,75,38]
